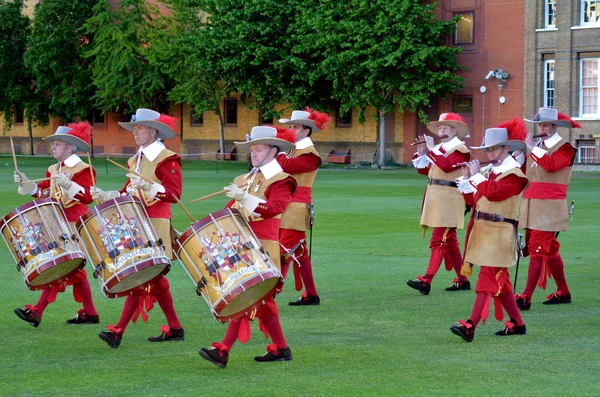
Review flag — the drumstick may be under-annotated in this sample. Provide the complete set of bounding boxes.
[172,193,195,223]
[106,157,154,184]
[10,137,19,172]
[410,134,449,146]
[28,176,59,183]
[189,189,226,203]
[87,152,96,187]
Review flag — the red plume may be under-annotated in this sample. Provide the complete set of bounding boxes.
[67,122,92,145]
[305,107,332,130]
[157,114,177,130]
[275,128,297,144]
[496,117,528,142]
[557,112,582,129]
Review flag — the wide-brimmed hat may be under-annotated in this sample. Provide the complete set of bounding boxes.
[426,113,469,139]
[279,108,331,132]
[118,108,176,139]
[525,107,582,128]
[234,126,295,152]
[43,122,92,153]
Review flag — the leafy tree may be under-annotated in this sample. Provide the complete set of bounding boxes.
[25,0,96,120]
[299,0,465,166]
[85,0,172,114]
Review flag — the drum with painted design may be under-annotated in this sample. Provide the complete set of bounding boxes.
[76,195,170,298]
[174,208,283,323]
[1,198,86,290]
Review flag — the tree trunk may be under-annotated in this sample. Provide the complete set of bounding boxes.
[27,117,34,155]
[217,112,225,161]
[377,109,386,167]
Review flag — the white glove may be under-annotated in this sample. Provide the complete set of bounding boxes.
[15,171,36,196]
[126,173,162,201]
[56,172,72,190]
[90,186,120,203]
[224,183,246,201]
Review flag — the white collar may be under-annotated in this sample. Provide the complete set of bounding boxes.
[295,137,314,150]
[63,154,82,168]
[257,158,283,180]
[491,155,520,174]
[542,132,562,148]
[440,136,464,152]
[139,140,166,162]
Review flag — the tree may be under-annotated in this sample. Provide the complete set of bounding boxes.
[84,0,172,114]
[25,0,96,121]
[299,0,465,167]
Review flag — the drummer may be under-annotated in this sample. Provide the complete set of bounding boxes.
[91,109,184,348]
[13,122,100,328]
[199,126,297,368]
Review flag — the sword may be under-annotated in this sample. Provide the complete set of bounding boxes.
[513,231,526,290]
[280,239,306,268]
[308,203,315,257]
[568,200,575,220]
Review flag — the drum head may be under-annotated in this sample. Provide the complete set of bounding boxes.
[106,263,170,295]
[218,277,281,319]
[27,255,85,288]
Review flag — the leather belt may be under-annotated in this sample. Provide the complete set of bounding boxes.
[428,178,458,188]
[474,210,518,225]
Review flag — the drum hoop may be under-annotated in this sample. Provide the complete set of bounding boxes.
[25,253,87,290]
[1,198,62,230]
[102,259,171,298]
[214,276,283,323]
[76,195,143,228]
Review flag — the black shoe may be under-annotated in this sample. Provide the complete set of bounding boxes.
[407,279,431,295]
[542,292,571,305]
[515,294,531,311]
[99,331,122,349]
[66,310,99,325]
[445,280,471,291]
[254,346,292,362]
[200,347,228,369]
[450,319,475,342]
[289,294,320,306]
[14,307,41,328]
[148,326,185,342]
[495,319,527,336]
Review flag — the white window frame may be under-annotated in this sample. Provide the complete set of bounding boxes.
[577,145,597,163]
[543,59,555,108]
[545,0,557,28]
[579,58,600,117]
[453,11,474,45]
[581,0,600,25]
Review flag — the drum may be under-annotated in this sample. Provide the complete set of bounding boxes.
[1,198,86,290]
[76,195,170,298]
[174,208,283,323]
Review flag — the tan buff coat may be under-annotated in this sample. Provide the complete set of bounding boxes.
[420,145,469,228]
[126,149,177,207]
[48,161,90,208]
[518,140,573,232]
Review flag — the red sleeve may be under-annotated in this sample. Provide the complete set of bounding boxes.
[154,155,183,203]
[427,150,470,173]
[70,166,96,204]
[530,144,576,172]
[412,152,431,176]
[277,152,321,174]
[475,173,528,202]
[462,192,475,206]
[254,177,297,219]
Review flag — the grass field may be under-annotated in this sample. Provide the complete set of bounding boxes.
[0,156,598,396]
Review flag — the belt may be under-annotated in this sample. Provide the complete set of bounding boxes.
[428,178,458,188]
[474,210,518,225]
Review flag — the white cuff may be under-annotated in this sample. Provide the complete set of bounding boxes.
[240,194,265,215]
[458,177,477,194]
[531,146,547,159]
[145,183,162,201]
[64,182,84,200]
[412,155,431,169]
[469,173,487,187]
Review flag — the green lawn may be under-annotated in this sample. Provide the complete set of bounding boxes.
[0,157,598,396]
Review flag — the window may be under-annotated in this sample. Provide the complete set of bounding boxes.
[224,98,238,126]
[582,0,600,25]
[13,104,25,125]
[259,107,273,125]
[545,0,557,28]
[453,12,474,45]
[544,59,556,108]
[577,143,597,163]
[452,97,473,113]
[92,109,105,126]
[580,58,599,116]
[336,104,352,127]
[191,106,203,126]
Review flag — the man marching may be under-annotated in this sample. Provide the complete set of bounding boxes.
[277,108,330,306]
[450,119,528,342]
[515,108,579,310]
[14,123,100,327]
[91,109,184,348]
[199,126,297,368]
[407,113,471,295]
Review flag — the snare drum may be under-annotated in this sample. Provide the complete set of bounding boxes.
[1,198,86,290]
[76,195,170,298]
[175,208,283,323]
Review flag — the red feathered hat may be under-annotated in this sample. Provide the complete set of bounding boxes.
[278,108,331,132]
[471,117,527,151]
[426,113,470,139]
[42,122,92,153]
[525,108,582,129]
[118,108,176,139]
